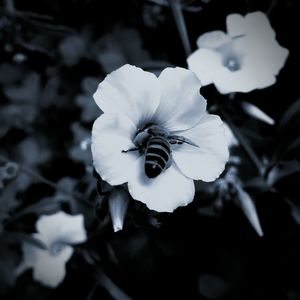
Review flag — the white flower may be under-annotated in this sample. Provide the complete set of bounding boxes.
[17,212,87,288]
[91,64,229,212]
[187,11,289,94]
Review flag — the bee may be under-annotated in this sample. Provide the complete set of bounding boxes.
[122,124,199,178]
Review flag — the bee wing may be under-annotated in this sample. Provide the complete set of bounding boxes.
[168,135,200,148]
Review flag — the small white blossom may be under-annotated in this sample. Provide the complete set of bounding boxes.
[17,212,87,288]
[92,64,229,212]
[187,11,289,94]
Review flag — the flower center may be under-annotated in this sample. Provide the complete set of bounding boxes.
[133,124,171,178]
[223,56,240,72]
[133,123,169,150]
[49,242,65,256]
[217,39,243,72]
[123,124,199,178]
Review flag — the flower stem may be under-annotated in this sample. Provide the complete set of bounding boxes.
[221,112,265,176]
[266,0,278,16]
[81,250,132,300]
[0,155,91,205]
[167,0,192,56]
[4,0,15,14]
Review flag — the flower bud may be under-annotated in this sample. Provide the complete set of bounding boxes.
[241,101,275,125]
[108,187,129,232]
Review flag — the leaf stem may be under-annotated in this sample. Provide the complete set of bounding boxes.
[167,0,192,56]
[0,155,91,205]
[221,112,265,176]
[81,250,132,300]
[4,0,15,14]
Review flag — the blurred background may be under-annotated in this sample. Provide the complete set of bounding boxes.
[1,0,300,299]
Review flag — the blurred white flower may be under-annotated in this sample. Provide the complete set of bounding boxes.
[17,212,87,288]
[187,11,289,94]
[92,64,229,212]
[108,187,129,232]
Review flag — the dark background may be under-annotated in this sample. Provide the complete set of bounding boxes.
[1,0,300,299]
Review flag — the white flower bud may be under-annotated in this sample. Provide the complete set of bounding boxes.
[109,188,129,232]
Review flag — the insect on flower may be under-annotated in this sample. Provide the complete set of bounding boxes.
[122,124,199,178]
[92,64,229,212]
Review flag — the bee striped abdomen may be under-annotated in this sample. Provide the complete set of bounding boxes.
[145,136,171,178]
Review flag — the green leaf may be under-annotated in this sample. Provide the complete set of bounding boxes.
[4,232,47,250]
[241,101,275,125]
[94,27,151,73]
[285,136,300,154]
[0,241,16,293]
[286,199,300,225]
[198,274,229,299]
[59,35,86,66]
[82,77,99,94]
[18,14,74,35]
[16,137,51,166]
[0,181,21,227]
[234,185,263,237]
[267,161,300,186]
[0,63,23,85]
[12,196,63,219]
[278,98,300,132]
[4,72,41,104]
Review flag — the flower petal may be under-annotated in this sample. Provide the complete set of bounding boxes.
[226,13,247,37]
[128,159,195,212]
[187,49,223,86]
[213,61,276,94]
[33,246,73,288]
[172,114,229,181]
[36,212,87,246]
[243,34,289,80]
[155,67,207,131]
[91,113,141,185]
[244,11,276,40]
[197,30,230,49]
[190,12,289,94]
[93,64,161,126]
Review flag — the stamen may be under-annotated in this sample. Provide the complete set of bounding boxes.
[49,242,65,256]
[224,57,240,72]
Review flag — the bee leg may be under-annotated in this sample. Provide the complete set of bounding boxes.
[169,140,183,145]
[122,147,141,153]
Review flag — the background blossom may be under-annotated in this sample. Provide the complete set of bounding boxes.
[187,11,289,93]
[16,212,87,288]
